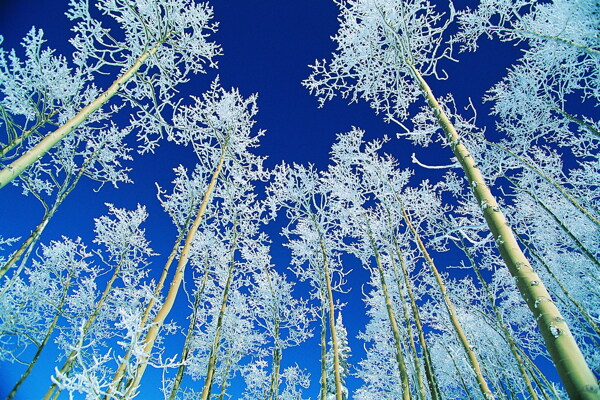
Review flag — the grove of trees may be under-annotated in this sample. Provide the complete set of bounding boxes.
[0,0,598,399]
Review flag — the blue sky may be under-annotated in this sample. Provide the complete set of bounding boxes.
[0,0,531,398]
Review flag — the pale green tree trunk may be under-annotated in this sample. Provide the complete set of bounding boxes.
[446,344,476,400]
[319,288,328,400]
[388,253,427,400]
[268,343,282,400]
[121,148,226,396]
[366,225,412,400]
[0,39,165,189]
[264,268,282,400]
[199,229,238,400]
[105,215,195,397]
[400,202,494,399]
[217,353,232,400]
[386,217,442,400]
[408,63,599,399]
[318,233,344,400]
[168,262,211,400]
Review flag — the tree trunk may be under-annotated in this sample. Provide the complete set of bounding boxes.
[264,268,282,400]
[408,63,599,399]
[386,214,442,400]
[320,288,328,400]
[0,210,52,281]
[199,233,238,400]
[268,345,282,400]
[217,354,232,400]
[106,219,194,397]
[318,235,344,400]
[505,174,600,270]
[400,203,494,399]
[0,39,166,189]
[366,226,412,400]
[388,252,427,400]
[121,148,226,396]
[168,261,212,400]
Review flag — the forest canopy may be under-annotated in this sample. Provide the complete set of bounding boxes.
[0,0,598,399]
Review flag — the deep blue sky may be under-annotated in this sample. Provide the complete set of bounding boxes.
[0,0,526,398]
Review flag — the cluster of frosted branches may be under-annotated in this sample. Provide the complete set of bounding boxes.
[1,0,599,399]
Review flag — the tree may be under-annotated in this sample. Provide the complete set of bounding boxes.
[355,273,412,400]
[323,312,351,400]
[0,121,132,280]
[268,162,349,400]
[0,0,221,188]
[43,204,157,399]
[246,268,313,400]
[303,0,598,396]
[0,1,598,399]
[0,237,97,400]
[323,157,419,399]
[114,79,266,395]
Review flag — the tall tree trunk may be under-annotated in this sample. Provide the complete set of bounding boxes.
[386,214,441,400]
[400,202,494,399]
[458,294,559,400]
[388,252,427,400]
[520,348,561,400]
[527,186,599,269]
[320,288,328,400]
[199,230,238,400]
[0,209,53,281]
[366,225,412,400]
[0,37,167,189]
[268,344,282,400]
[505,174,600,270]
[168,260,212,400]
[318,234,344,400]
[217,353,232,400]
[106,215,195,397]
[408,63,599,399]
[264,268,283,400]
[121,148,226,396]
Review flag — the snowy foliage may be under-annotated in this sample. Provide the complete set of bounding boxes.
[322,313,351,400]
[1,0,599,399]
[66,0,222,152]
[303,0,455,122]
